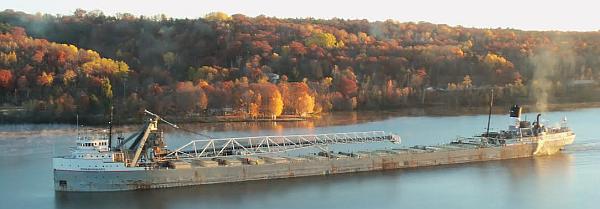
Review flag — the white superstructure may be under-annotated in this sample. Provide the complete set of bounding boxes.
[52,131,143,172]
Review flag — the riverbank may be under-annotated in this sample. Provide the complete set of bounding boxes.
[2,102,600,138]
[2,101,600,127]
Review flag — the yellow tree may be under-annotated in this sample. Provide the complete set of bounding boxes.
[284,82,314,116]
[100,77,113,99]
[305,32,338,48]
[296,93,315,116]
[37,71,54,87]
[204,12,232,22]
[0,51,17,65]
[269,92,284,118]
[250,83,283,118]
[248,102,260,118]
[62,69,77,85]
[483,53,511,68]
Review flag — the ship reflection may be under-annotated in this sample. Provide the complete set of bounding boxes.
[54,172,383,209]
[501,153,573,183]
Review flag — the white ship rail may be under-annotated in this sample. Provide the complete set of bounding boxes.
[165,131,400,159]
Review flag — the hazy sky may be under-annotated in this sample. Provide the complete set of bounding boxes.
[2,0,598,31]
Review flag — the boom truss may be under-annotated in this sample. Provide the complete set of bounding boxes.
[166,131,400,159]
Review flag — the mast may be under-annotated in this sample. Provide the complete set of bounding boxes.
[76,114,79,139]
[485,89,494,139]
[108,105,113,150]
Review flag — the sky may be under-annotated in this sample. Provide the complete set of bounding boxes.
[1,0,599,31]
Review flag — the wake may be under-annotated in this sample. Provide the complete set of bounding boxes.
[562,141,600,152]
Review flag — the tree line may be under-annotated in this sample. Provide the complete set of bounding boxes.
[0,10,599,122]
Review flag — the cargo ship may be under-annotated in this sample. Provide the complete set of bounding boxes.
[53,105,575,192]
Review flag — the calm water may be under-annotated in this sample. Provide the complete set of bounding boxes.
[1,108,599,209]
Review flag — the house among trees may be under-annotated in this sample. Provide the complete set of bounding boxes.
[567,80,597,93]
[207,107,235,116]
[266,73,280,83]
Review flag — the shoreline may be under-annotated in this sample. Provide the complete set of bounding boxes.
[2,101,600,126]
[1,102,599,138]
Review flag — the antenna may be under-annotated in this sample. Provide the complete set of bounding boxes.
[485,89,494,140]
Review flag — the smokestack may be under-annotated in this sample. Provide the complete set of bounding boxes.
[509,105,522,118]
[534,113,542,135]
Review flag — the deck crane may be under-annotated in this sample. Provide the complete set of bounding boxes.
[114,110,179,167]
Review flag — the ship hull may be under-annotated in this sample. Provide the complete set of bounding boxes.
[54,132,575,192]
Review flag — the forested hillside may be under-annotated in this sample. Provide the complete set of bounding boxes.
[0,26,129,121]
[1,9,599,122]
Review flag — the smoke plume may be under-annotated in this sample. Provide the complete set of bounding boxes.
[529,38,576,112]
[529,51,556,112]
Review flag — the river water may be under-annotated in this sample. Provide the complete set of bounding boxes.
[1,108,599,209]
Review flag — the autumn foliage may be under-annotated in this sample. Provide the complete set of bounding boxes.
[0,26,128,119]
[0,69,13,89]
[2,10,600,122]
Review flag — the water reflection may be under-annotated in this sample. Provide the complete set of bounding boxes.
[5,107,600,209]
[495,153,574,184]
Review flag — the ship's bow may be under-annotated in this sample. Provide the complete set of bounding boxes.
[534,131,575,156]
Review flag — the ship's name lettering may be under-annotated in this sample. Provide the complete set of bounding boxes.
[81,168,106,171]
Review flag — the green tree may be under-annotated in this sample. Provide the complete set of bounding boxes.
[188,66,219,82]
[162,52,177,68]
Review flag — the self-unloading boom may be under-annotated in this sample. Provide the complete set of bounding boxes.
[166,131,401,159]
[113,110,400,167]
